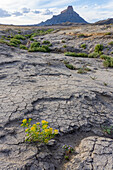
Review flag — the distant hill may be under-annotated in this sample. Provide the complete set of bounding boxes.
[37,6,88,26]
[95,18,113,25]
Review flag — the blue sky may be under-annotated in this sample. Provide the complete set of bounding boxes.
[0,0,113,25]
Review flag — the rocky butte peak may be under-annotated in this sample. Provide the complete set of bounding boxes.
[61,6,74,14]
[37,6,88,26]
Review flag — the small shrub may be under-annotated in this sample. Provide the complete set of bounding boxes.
[28,46,50,52]
[80,44,86,49]
[77,68,86,74]
[64,60,69,64]
[47,43,52,47]
[108,41,113,46]
[88,52,99,58]
[78,34,85,38]
[25,34,32,38]
[65,64,76,70]
[14,34,25,40]
[0,39,9,45]
[103,82,108,86]
[30,37,35,41]
[100,55,110,60]
[103,58,113,68]
[30,42,40,48]
[21,119,58,143]
[90,76,97,80]
[102,126,113,135]
[105,32,111,35]
[20,44,28,50]
[64,155,69,160]
[42,40,50,44]
[64,52,88,57]
[10,38,21,45]
[61,40,65,43]
[63,45,67,48]
[77,53,88,57]
[94,44,104,53]
[84,67,91,71]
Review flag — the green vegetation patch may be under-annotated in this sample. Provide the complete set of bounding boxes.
[42,40,50,44]
[65,64,76,70]
[94,44,104,53]
[10,38,21,45]
[80,44,86,49]
[108,41,113,46]
[28,46,50,52]
[88,52,99,58]
[14,34,25,40]
[30,42,40,48]
[100,55,113,67]
[78,34,85,38]
[20,44,28,50]
[65,52,88,57]
[0,39,9,45]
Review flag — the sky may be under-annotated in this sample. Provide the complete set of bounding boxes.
[0,0,113,25]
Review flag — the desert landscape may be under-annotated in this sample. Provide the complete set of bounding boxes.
[0,23,113,169]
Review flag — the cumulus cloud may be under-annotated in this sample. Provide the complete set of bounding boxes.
[0,8,11,17]
[33,10,40,14]
[12,11,23,16]
[43,9,53,15]
[21,8,30,13]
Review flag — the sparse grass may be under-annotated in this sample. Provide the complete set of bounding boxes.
[102,126,113,135]
[84,67,91,71]
[103,82,108,86]
[80,44,86,49]
[94,44,104,53]
[63,45,67,48]
[100,55,110,60]
[100,54,113,67]
[105,32,111,35]
[88,52,99,58]
[65,64,76,70]
[64,60,69,64]
[10,38,21,45]
[42,40,50,44]
[108,41,113,46]
[28,46,51,52]
[90,76,97,80]
[0,39,9,45]
[47,43,52,47]
[78,34,85,38]
[61,40,65,43]
[14,34,25,40]
[30,37,35,41]
[30,42,40,48]
[65,52,88,57]
[20,44,28,50]
[31,29,54,38]
[77,68,86,74]
[103,58,113,68]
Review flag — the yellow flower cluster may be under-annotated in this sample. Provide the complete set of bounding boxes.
[41,120,48,124]
[31,126,36,131]
[21,118,59,144]
[54,129,58,134]
[22,119,27,123]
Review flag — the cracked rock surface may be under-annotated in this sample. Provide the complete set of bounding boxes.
[0,25,113,170]
[63,136,113,170]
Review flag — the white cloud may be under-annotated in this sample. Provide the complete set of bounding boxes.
[0,0,113,24]
[0,8,11,18]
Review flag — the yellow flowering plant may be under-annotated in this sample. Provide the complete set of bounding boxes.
[21,119,59,143]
